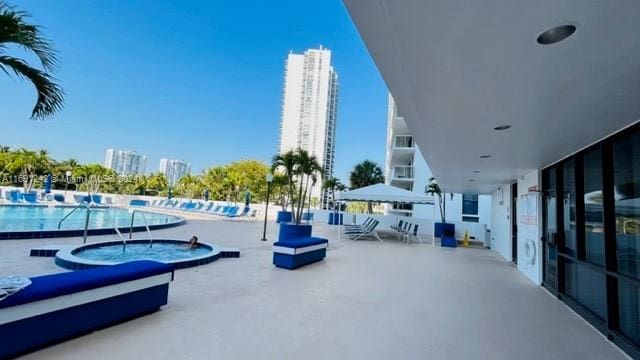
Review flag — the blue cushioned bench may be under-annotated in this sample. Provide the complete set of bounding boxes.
[0,260,173,359]
[273,237,328,270]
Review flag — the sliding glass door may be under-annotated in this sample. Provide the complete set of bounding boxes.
[541,123,640,358]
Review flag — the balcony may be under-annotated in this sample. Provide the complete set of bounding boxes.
[392,165,414,180]
[394,135,414,148]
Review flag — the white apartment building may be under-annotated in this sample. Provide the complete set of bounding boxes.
[104,149,147,176]
[278,47,339,208]
[159,158,191,186]
[385,94,491,225]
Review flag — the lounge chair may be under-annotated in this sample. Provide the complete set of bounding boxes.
[405,224,423,244]
[345,219,382,242]
[192,203,204,212]
[0,260,173,359]
[226,206,250,219]
[200,203,214,213]
[74,194,91,204]
[344,217,373,232]
[22,192,37,204]
[208,205,222,215]
[128,199,148,207]
[6,190,21,203]
[221,206,239,217]
[390,219,404,231]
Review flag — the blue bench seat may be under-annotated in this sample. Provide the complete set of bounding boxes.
[0,260,173,358]
[273,237,328,270]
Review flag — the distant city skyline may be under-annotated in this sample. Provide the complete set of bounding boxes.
[0,1,388,182]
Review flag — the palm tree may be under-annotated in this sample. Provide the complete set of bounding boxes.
[272,149,322,224]
[6,148,52,192]
[0,1,64,119]
[349,160,385,213]
[146,173,168,193]
[425,177,453,224]
[297,151,322,221]
[323,176,344,211]
[272,150,298,218]
[271,172,290,211]
[176,174,202,200]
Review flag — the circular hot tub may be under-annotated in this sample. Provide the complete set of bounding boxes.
[55,239,239,270]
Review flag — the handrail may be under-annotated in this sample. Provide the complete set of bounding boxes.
[129,209,154,248]
[114,227,126,252]
[57,204,86,229]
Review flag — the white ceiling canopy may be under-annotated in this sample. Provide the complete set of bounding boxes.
[344,0,640,194]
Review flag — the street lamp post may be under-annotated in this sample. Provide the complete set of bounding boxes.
[261,172,273,241]
[65,170,72,195]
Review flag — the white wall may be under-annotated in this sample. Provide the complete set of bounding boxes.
[490,184,512,260]
[516,170,542,285]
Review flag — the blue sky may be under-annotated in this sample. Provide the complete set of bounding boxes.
[0,0,388,182]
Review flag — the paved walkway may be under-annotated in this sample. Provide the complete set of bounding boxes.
[0,218,629,360]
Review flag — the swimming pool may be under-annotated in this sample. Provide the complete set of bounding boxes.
[0,205,185,239]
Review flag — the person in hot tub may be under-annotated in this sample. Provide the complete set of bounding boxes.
[188,236,199,249]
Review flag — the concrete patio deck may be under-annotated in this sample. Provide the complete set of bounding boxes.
[0,218,629,360]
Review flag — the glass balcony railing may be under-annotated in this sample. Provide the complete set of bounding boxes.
[394,135,414,148]
[393,165,414,179]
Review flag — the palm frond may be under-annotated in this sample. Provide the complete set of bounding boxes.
[0,55,64,119]
[0,1,58,71]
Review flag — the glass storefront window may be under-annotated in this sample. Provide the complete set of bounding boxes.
[563,260,607,320]
[619,279,640,344]
[613,131,640,279]
[584,148,604,266]
[563,159,577,256]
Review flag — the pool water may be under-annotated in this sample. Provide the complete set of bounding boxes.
[74,242,212,263]
[0,206,181,232]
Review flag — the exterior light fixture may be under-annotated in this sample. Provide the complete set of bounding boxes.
[537,25,576,45]
[480,155,492,159]
[494,125,512,131]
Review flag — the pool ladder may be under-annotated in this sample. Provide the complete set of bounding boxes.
[57,205,152,250]
[57,203,103,244]
[120,209,154,252]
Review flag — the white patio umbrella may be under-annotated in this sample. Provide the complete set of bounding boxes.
[334,184,434,243]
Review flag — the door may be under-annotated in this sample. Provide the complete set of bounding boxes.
[542,168,558,291]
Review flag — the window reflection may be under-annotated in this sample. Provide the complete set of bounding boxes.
[563,160,577,256]
[584,148,604,266]
[614,132,640,279]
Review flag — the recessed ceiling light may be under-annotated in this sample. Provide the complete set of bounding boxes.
[480,155,492,159]
[537,25,576,45]
[494,125,511,131]
[472,170,481,173]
